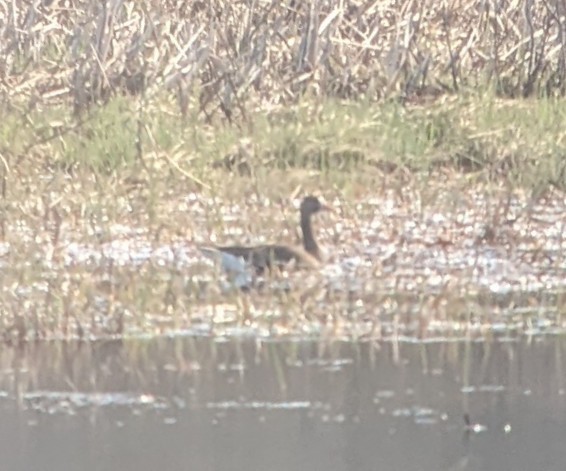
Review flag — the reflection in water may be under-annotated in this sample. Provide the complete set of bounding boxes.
[0,337,564,471]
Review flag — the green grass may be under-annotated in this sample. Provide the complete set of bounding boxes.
[1,91,566,341]
[2,92,565,190]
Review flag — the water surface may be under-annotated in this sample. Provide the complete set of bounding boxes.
[0,336,564,471]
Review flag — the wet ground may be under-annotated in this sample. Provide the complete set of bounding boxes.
[0,182,565,470]
[0,336,564,471]
[2,183,565,340]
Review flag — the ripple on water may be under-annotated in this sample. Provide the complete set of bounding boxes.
[21,391,167,415]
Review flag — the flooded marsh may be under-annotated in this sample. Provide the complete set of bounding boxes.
[1,176,566,341]
[2,2,566,468]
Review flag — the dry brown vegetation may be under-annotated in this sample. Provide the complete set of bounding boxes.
[2,0,566,116]
[1,1,566,342]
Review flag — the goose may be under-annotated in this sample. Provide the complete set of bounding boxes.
[200,195,332,274]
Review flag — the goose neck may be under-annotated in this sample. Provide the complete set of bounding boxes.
[300,212,319,257]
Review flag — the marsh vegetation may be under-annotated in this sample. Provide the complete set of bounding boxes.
[1,4,566,470]
[1,1,566,341]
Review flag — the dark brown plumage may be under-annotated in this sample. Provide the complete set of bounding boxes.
[209,196,331,273]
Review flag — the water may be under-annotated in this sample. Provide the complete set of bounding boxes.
[0,336,564,471]
[3,189,566,340]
